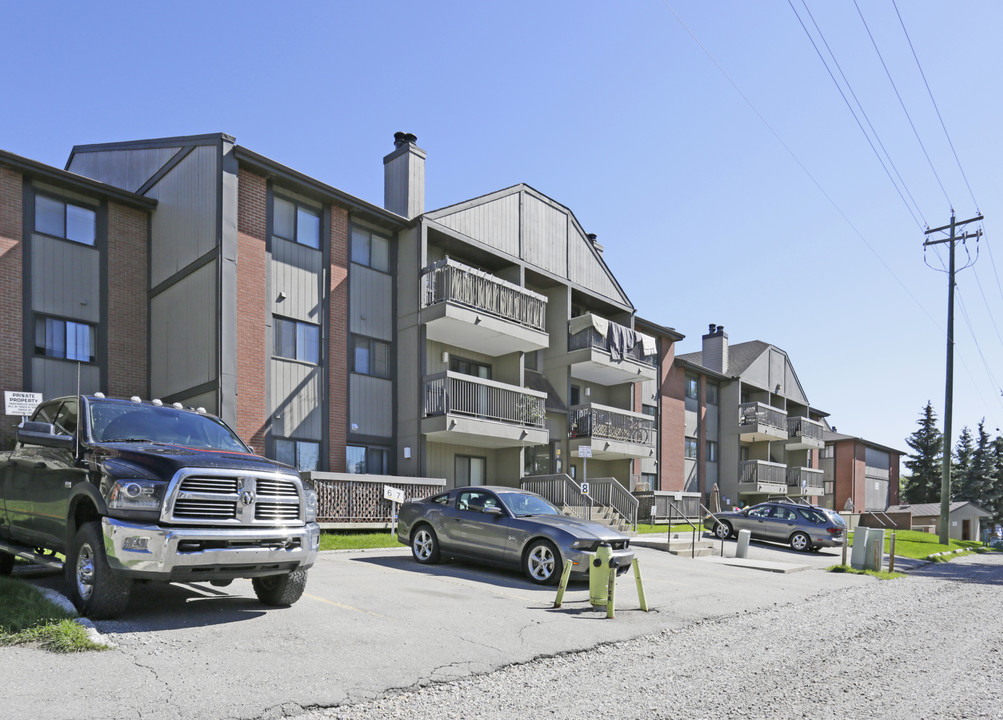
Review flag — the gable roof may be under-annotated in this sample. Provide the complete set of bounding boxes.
[426,183,633,309]
[886,501,992,518]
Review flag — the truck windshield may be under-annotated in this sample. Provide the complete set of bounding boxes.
[89,401,249,453]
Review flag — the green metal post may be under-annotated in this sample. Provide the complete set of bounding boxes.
[606,563,616,619]
[633,558,648,612]
[553,561,573,608]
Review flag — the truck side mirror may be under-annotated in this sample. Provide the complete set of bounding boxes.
[16,421,75,450]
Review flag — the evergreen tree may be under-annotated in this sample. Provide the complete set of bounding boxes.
[956,419,993,504]
[903,401,943,503]
[988,436,1003,523]
[952,426,975,500]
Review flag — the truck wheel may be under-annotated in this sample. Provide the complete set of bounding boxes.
[65,521,132,619]
[0,551,14,576]
[252,569,307,606]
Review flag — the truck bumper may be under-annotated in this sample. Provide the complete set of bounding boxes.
[102,518,321,581]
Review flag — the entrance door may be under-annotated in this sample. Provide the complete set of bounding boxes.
[455,455,486,486]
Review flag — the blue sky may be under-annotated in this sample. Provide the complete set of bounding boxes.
[3,1,1002,455]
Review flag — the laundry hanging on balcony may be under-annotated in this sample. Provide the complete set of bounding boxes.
[606,323,636,362]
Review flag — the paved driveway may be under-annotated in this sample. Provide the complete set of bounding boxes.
[5,545,863,720]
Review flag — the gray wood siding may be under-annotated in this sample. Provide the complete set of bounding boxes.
[435,194,520,257]
[67,147,181,193]
[785,363,808,404]
[769,350,786,396]
[349,374,393,438]
[148,146,219,288]
[349,264,393,341]
[269,359,322,440]
[30,235,100,323]
[568,224,622,303]
[31,358,101,398]
[150,262,217,398]
[522,194,567,276]
[270,237,323,324]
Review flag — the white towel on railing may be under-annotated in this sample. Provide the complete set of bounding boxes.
[639,332,656,356]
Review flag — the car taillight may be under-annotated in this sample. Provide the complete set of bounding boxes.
[827,527,842,535]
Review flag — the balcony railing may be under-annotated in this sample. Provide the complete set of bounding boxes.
[568,403,655,447]
[787,466,825,493]
[787,415,825,443]
[567,314,656,367]
[421,258,547,331]
[740,459,787,486]
[423,371,546,428]
[739,402,787,433]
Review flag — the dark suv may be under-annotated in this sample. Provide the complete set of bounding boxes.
[706,501,845,552]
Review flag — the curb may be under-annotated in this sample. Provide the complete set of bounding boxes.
[35,587,115,648]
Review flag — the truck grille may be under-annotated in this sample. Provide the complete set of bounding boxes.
[163,470,304,527]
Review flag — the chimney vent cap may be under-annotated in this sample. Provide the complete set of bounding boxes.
[394,131,418,147]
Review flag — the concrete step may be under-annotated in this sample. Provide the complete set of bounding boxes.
[631,533,717,557]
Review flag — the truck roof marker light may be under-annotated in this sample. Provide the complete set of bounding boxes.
[130,396,141,403]
[172,402,183,409]
[196,407,207,414]
[152,399,163,406]
[94,392,106,399]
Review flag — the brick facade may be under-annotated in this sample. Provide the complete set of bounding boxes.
[660,343,684,492]
[106,202,148,398]
[235,169,268,453]
[328,205,349,473]
[0,167,22,449]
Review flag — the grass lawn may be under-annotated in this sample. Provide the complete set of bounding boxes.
[848,528,986,560]
[636,522,706,535]
[319,531,403,551]
[0,576,107,653]
[827,565,906,580]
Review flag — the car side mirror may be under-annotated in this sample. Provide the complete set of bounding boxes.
[483,506,503,516]
[16,421,75,450]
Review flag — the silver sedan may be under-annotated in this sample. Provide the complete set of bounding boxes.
[397,486,634,584]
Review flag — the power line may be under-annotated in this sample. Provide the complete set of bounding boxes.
[854,0,953,210]
[789,0,927,230]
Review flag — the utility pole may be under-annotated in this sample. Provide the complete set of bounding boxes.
[924,211,982,545]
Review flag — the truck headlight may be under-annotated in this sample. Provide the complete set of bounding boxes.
[303,484,318,523]
[108,479,162,511]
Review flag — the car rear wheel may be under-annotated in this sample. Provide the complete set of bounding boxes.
[524,540,561,585]
[790,532,812,552]
[411,525,440,565]
[714,521,732,540]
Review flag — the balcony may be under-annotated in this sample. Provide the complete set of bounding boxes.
[737,402,789,442]
[421,258,549,356]
[568,403,656,460]
[738,460,788,496]
[786,415,826,450]
[567,314,657,385]
[786,466,825,497]
[422,371,549,448]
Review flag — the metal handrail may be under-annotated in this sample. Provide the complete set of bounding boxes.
[519,474,588,520]
[423,371,546,428]
[739,401,787,432]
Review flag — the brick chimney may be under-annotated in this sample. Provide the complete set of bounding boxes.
[383,131,425,219]
[702,323,728,374]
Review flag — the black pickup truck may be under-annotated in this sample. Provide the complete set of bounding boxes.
[0,394,320,618]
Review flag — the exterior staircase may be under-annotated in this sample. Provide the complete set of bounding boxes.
[560,504,632,533]
[629,527,717,557]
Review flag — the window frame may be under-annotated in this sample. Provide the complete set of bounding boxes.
[706,382,719,405]
[706,440,718,463]
[346,444,390,475]
[33,315,97,363]
[34,193,97,246]
[273,316,321,365]
[350,225,391,273]
[274,437,321,472]
[351,335,390,378]
[685,374,698,400]
[272,194,321,250]
[684,437,698,460]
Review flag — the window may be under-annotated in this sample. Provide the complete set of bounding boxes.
[273,196,321,249]
[640,472,657,491]
[35,194,96,246]
[450,357,491,379]
[684,437,698,460]
[524,351,539,371]
[642,404,657,418]
[455,455,486,486]
[352,336,390,377]
[685,374,698,400]
[34,317,95,362]
[347,445,390,474]
[570,385,581,406]
[706,382,719,405]
[274,317,320,364]
[275,438,320,472]
[740,446,750,463]
[706,440,718,463]
[524,442,559,476]
[351,226,390,272]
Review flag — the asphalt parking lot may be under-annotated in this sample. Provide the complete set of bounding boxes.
[4,540,865,720]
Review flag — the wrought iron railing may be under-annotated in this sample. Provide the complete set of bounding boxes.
[519,474,589,520]
[738,402,787,433]
[423,371,546,428]
[740,459,788,486]
[786,466,825,493]
[421,257,547,331]
[587,477,639,530]
[568,403,655,447]
[787,415,825,443]
[567,316,656,367]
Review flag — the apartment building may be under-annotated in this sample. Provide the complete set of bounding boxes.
[0,149,155,449]
[820,430,902,512]
[670,324,829,507]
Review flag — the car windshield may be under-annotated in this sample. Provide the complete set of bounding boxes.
[89,401,249,453]
[497,492,561,518]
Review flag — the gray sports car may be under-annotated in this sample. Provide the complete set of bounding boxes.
[396,486,634,585]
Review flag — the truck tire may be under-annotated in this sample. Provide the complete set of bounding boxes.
[252,569,307,606]
[65,521,132,619]
[0,551,13,576]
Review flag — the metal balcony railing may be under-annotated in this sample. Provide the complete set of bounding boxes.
[423,371,546,428]
[568,403,655,447]
[740,459,788,486]
[787,466,825,493]
[787,415,825,443]
[739,402,787,433]
[421,258,547,332]
[567,315,656,367]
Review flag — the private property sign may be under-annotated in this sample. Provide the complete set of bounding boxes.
[4,391,43,416]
